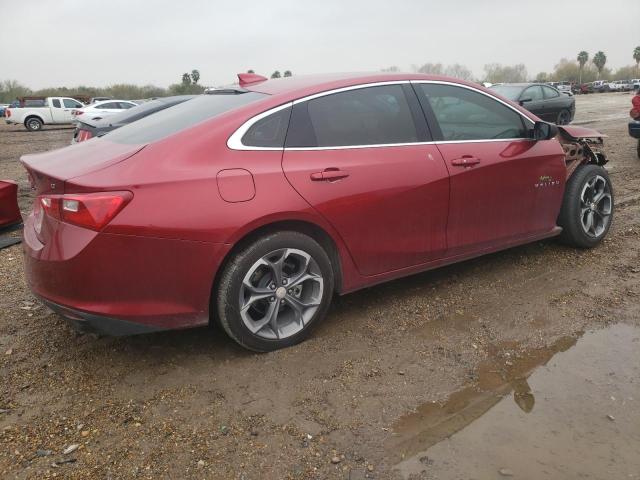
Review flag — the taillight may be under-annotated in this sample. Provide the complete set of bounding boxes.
[5,109,10,118]
[76,130,94,142]
[38,192,133,231]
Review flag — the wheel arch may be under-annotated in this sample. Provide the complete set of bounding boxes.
[24,115,45,126]
[211,219,346,313]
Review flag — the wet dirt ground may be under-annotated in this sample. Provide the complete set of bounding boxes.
[1,92,639,479]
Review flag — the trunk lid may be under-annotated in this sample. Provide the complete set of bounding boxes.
[21,139,145,195]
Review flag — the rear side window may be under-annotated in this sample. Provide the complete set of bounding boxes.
[522,86,543,101]
[118,102,135,109]
[63,99,82,108]
[106,92,268,144]
[542,86,560,99]
[51,99,61,108]
[242,106,291,148]
[287,85,418,148]
[418,84,529,141]
[99,102,120,109]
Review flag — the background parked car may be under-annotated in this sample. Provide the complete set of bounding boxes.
[72,95,196,143]
[591,80,610,93]
[72,100,138,121]
[4,97,85,131]
[490,83,575,124]
[0,104,8,117]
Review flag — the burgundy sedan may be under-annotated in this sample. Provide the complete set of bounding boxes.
[21,73,613,351]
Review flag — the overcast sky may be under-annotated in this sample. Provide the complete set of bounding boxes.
[1,0,638,89]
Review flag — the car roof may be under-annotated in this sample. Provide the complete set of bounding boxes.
[243,72,484,101]
[90,99,136,107]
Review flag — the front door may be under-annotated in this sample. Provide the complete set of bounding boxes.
[282,84,450,276]
[414,82,566,257]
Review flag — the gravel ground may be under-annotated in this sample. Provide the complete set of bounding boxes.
[1,93,639,479]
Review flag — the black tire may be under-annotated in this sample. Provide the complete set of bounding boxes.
[556,109,571,125]
[216,231,335,352]
[558,164,614,248]
[25,117,43,131]
[637,139,640,160]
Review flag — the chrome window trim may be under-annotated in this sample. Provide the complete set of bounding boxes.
[227,101,293,151]
[226,80,536,151]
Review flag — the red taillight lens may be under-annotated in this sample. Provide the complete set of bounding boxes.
[6,109,10,118]
[38,192,133,231]
[76,130,93,142]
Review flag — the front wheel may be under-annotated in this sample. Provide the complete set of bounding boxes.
[558,164,613,248]
[216,231,335,352]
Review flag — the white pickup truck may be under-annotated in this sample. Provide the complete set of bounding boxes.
[5,97,85,131]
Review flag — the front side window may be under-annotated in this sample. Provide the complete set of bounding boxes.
[419,84,529,141]
[242,106,291,148]
[287,85,418,148]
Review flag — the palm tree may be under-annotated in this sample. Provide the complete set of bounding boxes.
[191,69,200,84]
[181,73,192,85]
[577,51,588,84]
[271,71,281,79]
[592,51,607,79]
[283,70,292,77]
[634,46,640,75]
[247,69,255,74]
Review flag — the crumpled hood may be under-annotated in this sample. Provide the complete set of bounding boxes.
[558,125,606,140]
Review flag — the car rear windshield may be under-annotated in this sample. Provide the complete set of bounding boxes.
[95,97,193,127]
[105,92,268,144]
[488,85,524,101]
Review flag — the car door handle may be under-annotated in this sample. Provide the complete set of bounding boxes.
[310,168,349,182]
[451,156,481,167]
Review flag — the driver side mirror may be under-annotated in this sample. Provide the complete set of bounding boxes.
[532,121,558,141]
[519,97,532,106]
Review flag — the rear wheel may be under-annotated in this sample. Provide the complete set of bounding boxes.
[556,109,571,125]
[558,164,613,248]
[216,231,334,352]
[637,139,640,159]
[25,117,43,131]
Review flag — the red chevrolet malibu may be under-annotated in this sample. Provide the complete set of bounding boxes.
[22,73,613,351]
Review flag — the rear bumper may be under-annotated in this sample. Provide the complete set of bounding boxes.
[23,213,231,334]
[39,296,168,336]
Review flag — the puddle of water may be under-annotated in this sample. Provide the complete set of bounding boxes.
[387,324,640,479]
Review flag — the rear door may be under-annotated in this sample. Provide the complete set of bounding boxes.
[49,98,67,123]
[541,85,564,121]
[414,82,566,257]
[281,83,450,276]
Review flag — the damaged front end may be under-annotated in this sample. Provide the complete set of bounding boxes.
[557,125,607,179]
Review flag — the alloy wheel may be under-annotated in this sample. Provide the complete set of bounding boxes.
[239,248,324,340]
[580,175,612,238]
